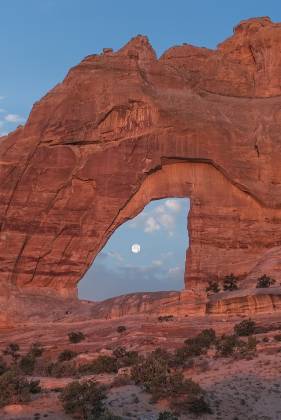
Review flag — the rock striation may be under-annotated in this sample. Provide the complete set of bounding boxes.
[1,17,281,309]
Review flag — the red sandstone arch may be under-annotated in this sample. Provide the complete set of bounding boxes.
[1,17,281,302]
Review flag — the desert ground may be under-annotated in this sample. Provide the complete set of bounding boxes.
[0,310,281,419]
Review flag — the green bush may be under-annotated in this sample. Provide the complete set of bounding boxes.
[58,350,77,362]
[223,274,238,291]
[158,411,178,420]
[80,355,118,375]
[60,380,106,419]
[68,331,85,343]
[0,368,41,408]
[116,325,126,333]
[256,274,276,288]
[206,281,220,293]
[234,319,256,336]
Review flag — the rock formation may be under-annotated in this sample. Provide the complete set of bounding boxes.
[1,17,281,309]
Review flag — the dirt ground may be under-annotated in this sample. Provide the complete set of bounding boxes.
[0,312,281,419]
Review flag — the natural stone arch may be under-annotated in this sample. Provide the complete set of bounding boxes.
[1,17,281,305]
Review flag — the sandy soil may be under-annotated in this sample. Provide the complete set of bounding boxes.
[0,312,281,419]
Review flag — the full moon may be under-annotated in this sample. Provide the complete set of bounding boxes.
[131,243,141,254]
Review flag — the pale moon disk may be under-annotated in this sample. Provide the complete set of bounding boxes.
[131,243,141,254]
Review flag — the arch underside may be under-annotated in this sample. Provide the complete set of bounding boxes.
[2,143,281,300]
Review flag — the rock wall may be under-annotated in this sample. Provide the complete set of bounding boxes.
[1,17,281,300]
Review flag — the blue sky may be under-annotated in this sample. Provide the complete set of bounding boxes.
[79,199,189,301]
[1,1,280,299]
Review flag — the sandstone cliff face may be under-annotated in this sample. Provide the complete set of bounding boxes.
[1,17,281,300]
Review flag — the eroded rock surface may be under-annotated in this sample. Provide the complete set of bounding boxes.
[1,17,281,306]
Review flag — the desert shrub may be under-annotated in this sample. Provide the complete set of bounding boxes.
[238,336,257,356]
[131,350,208,413]
[173,347,194,367]
[116,325,126,333]
[112,346,127,359]
[206,281,220,293]
[0,368,41,408]
[188,396,212,415]
[262,336,269,343]
[167,374,208,414]
[216,334,256,358]
[80,355,118,375]
[256,274,276,288]
[111,374,132,387]
[223,274,238,291]
[215,335,240,357]
[246,336,257,351]
[158,315,174,322]
[131,352,169,398]
[181,328,217,359]
[19,342,44,375]
[60,379,106,419]
[113,347,139,368]
[99,412,123,420]
[0,357,8,376]
[4,343,20,363]
[234,319,256,336]
[158,411,178,420]
[19,355,36,375]
[274,334,281,342]
[58,350,77,362]
[29,342,44,358]
[46,361,78,378]
[68,331,85,343]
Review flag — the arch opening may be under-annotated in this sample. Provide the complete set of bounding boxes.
[78,197,190,301]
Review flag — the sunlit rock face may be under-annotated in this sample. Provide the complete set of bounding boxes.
[1,17,281,303]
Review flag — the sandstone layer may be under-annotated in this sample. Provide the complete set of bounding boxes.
[1,17,281,305]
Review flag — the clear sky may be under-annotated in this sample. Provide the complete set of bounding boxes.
[1,1,280,300]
